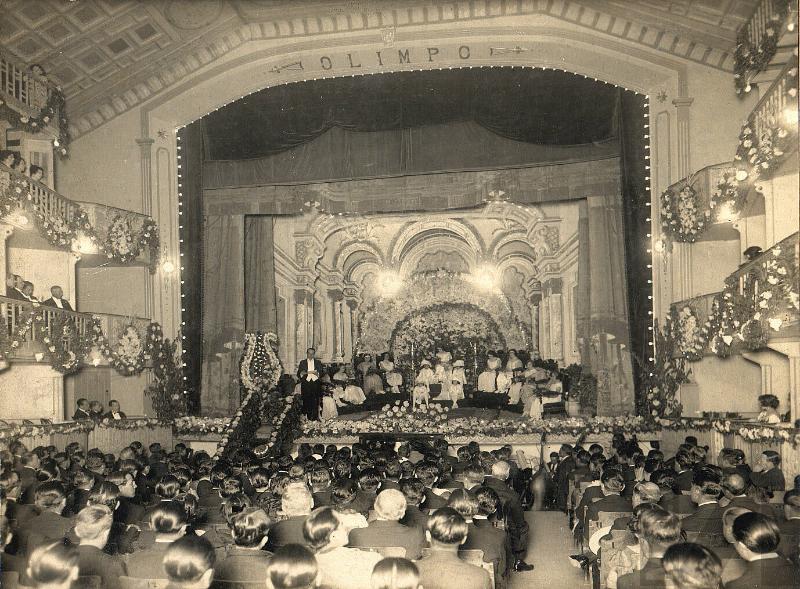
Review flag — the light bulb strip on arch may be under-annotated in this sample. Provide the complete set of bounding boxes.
[643,96,656,366]
[175,131,188,395]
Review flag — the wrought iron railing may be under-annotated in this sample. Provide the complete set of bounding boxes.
[671,292,721,325]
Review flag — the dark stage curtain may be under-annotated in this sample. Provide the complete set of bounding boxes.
[177,124,204,413]
[202,69,618,160]
[619,92,650,399]
[244,216,277,332]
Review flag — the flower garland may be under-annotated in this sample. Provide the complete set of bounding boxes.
[254,390,302,458]
[734,1,794,95]
[0,82,70,157]
[0,420,95,441]
[637,316,687,419]
[0,169,161,272]
[674,305,705,361]
[173,416,231,436]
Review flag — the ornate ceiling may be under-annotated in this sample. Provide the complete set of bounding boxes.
[0,0,759,138]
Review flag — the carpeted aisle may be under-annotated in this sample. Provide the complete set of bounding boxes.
[510,511,590,589]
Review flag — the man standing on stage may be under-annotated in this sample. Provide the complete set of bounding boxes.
[297,347,322,421]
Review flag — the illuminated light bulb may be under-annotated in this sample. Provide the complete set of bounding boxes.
[717,201,738,222]
[788,22,795,32]
[745,84,752,93]
[735,169,749,181]
[162,260,176,274]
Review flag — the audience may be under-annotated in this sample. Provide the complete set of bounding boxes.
[1,425,798,589]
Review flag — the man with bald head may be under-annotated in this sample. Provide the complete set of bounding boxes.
[721,473,771,515]
[348,489,425,559]
[42,285,73,311]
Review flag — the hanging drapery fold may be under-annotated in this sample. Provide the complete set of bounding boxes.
[244,215,277,333]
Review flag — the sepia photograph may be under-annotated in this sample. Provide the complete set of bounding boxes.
[0,1,798,587]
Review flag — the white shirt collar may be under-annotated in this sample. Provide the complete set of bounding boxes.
[53,298,63,308]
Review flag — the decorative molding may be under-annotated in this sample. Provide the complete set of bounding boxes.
[64,0,730,139]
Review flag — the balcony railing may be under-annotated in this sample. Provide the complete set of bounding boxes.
[0,50,55,119]
[750,59,799,144]
[2,164,157,267]
[736,0,797,89]
[1,295,153,366]
[729,231,800,318]
[672,292,721,326]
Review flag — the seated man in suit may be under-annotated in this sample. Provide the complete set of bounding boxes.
[74,505,127,589]
[14,452,40,505]
[415,507,492,589]
[727,511,797,588]
[682,468,726,546]
[72,398,92,421]
[400,478,429,530]
[215,508,273,583]
[41,285,74,311]
[17,482,72,553]
[777,489,800,560]
[721,473,772,515]
[350,468,381,515]
[485,459,534,571]
[349,489,425,559]
[103,399,127,420]
[5,274,26,300]
[584,469,632,543]
[416,462,450,511]
[453,487,510,579]
[105,471,145,526]
[616,505,682,589]
[267,482,314,550]
[654,470,696,516]
[310,466,333,507]
[126,501,188,577]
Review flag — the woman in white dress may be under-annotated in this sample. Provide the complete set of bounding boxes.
[343,379,366,404]
[332,364,350,384]
[505,349,523,372]
[320,388,339,421]
[379,353,403,394]
[449,359,466,408]
[416,360,435,387]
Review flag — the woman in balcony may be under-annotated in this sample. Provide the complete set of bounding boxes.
[757,394,782,424]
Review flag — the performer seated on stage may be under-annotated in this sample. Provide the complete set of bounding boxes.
[505,348,523,372]
[343,379,367,405]
[412,380,431,410]
[320,384,339,421]
[379,353,403,394]
[477,354,498,393]
[449,360,466,409]
[508,368,525,405]
[495,368,513,395]
[332,363,350,384]
[416,360,435,386]
[363,367,384,396]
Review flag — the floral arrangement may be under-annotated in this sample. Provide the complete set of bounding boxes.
[95,417,173,431]
[0,80,70,157]
[734,1,794,95]
[301,402,653,439]
[636,316,687,420]
[389,302,506,373]
[358,270,529,355]
[660,181,708,242]
[660,417,800,447]
[0,168,161,272]
[674,305,705,361]
[173,416,231,436]
[253,388,302,458]
[240,332,283,394]
[90,321,163,376]
[146,336,188,419]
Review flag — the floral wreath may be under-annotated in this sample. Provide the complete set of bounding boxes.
[734,1,794,95]
[674,305,705,362]
[240,332,283,392]
[660,179,708,242]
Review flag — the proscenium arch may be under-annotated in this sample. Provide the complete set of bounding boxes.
[391,220,485,268]
[398,233,479,277]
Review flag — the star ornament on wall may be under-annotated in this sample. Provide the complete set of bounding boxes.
[656,90,668,103]
[157,129,169,140]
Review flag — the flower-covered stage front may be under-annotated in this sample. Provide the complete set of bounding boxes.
[295,401,658,451]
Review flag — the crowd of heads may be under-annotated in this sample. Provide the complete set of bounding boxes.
[0,150,45,182]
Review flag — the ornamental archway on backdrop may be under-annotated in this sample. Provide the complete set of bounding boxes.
[357,271,529,356]
[389,303,507,376]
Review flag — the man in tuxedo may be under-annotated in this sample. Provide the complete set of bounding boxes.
[42,285,74,311]
[103,400,127,420]
[297,347,322,420]
[73,398,92,420]
[5,274,26,300]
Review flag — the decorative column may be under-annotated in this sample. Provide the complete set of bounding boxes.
[328,289,344,361]
[529,292,542,354]
[539,298,550,359]
[294,290,309,358]
[671,97,694,178]
[545,278,563,363]
[348,299,360,353]
[135,137,155,215]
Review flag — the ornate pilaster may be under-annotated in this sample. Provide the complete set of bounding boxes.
[549,293,563,363]
[135,137,155,215]
[294,290,310,357]
[529,292,542,353]
[671,97,694,178]
[328,289,344,361]
[347,299,360,352]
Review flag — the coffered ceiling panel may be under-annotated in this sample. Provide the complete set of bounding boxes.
[0,0,760,139]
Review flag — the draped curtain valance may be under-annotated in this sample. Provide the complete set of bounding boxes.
[202,68,620,161]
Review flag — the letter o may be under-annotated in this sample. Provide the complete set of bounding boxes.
[459,45,470,59]
[320,56,333,70]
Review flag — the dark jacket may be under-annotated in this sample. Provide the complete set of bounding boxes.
[400,504,429,530]
[681,502,726,541]
[42,297,74,311]
[215,547,273,583]
[415,549,492,589]
[617,557,666,589]
[267,515,308,550]
[659,490,697,515]
[102,411,127,420]
[725,555,798,588]
[464,518,510,577]
[751,468,786,493]
[348,519,426,559]
[77,545,126,589]
[72,408,92,420]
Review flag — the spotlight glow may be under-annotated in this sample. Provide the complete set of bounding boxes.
[783,106,798,127]
[377,270,403,296]
[653,238,666,253]
[73,234,97,254]
[716,201,738,223]
[162,260,176,274]
[471,264,499,291]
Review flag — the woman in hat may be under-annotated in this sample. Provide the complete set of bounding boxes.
[449,359,466,408]
[379,353,403,394]
[416,359,435,388]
